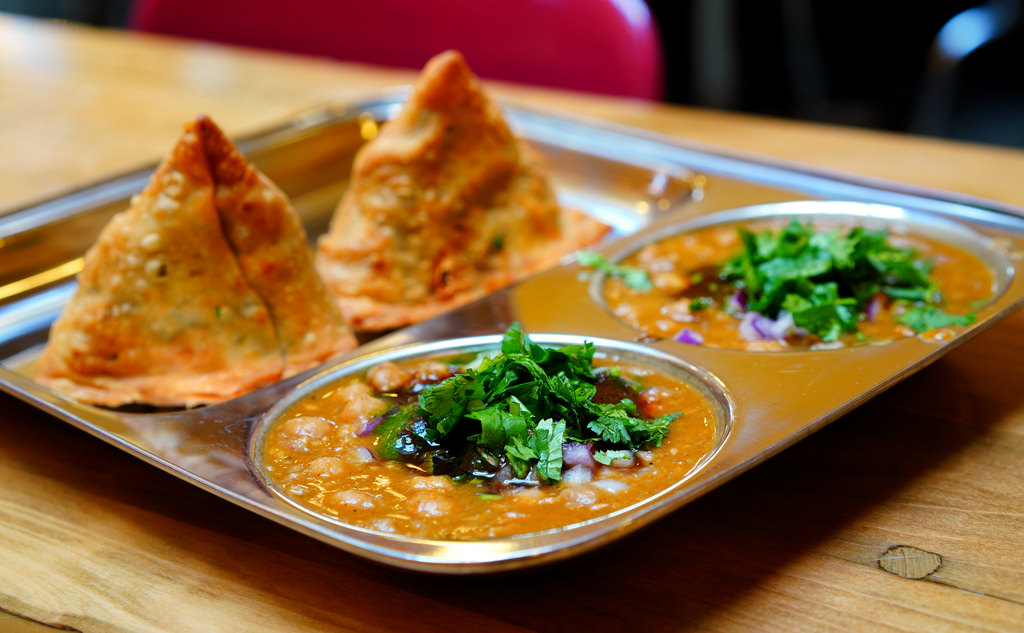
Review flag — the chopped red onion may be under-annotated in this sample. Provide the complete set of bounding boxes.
[865,294,886,322]
[492,463,541,490]
[675,327,704,345]
[739,311,771,340]
[562,464,593,484]
[728,291,748,313]
[562,442,596,468]
[492,463,515,490]
[591,479,630,493]
[347,446,377,463]
[739,310,803,341]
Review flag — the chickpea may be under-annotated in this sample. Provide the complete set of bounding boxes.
[637,385,685,418]
[410,361,453,388]
[344,446,376,465]
[508,486,545,505]
[338,392,388,430]
[303,456,349,478]
[409,493,455,518]
[327,489,377,510]
[366,361,413,392]
[663,299,697,322]
[652,271,690,295]
[407,475,455,492]
[333,380,374,401]
[278,415,333,438]
[560,486,597,507]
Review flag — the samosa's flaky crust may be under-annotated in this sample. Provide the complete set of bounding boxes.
[316,50,610,331]
[198,116,356,375]
[36,116,356,407]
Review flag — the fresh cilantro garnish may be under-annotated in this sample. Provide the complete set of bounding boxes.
[373,323,677,484]
[594,449,634,465]
[896,306,975,331]
[720,219,960,341]
[534,419,565,482]
[576,251,653,291]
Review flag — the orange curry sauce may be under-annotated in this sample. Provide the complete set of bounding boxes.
[260,356,718,540]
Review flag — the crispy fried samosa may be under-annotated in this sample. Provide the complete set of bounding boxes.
[316,50,610,331]
[36,116,356,407]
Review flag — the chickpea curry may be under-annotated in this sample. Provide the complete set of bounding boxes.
[597,219,994,351]
[259,325,719,539]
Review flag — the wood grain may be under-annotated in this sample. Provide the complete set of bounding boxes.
[1,14,1022,633]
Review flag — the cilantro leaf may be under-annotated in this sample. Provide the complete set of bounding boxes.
[587,407,635,445]
[639,413,679,446]
[469,397,532,451]
[534,419,565,482]
[897,306,975,332]
[418,375,473,437]
[689,296,713,311]
[577,251,653,291]
[594,449,634,465]
[505,435,538,479]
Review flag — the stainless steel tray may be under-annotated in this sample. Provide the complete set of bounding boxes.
[2,93,1023,574]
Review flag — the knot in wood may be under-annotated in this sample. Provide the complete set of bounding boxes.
[878,545,942,579]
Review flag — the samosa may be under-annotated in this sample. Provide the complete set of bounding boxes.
[36,116,356,407]
[316,50,610,331]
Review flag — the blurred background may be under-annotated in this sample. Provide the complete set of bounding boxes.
[2,0,1021,148]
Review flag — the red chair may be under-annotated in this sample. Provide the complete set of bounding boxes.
[129,0,664,100]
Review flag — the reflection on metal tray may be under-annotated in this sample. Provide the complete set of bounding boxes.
[1,93,1023,574]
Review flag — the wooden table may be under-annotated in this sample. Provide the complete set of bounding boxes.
[1,12,1022,633]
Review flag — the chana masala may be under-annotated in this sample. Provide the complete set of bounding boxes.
[260,326,718,539]
[601,219,995,351]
